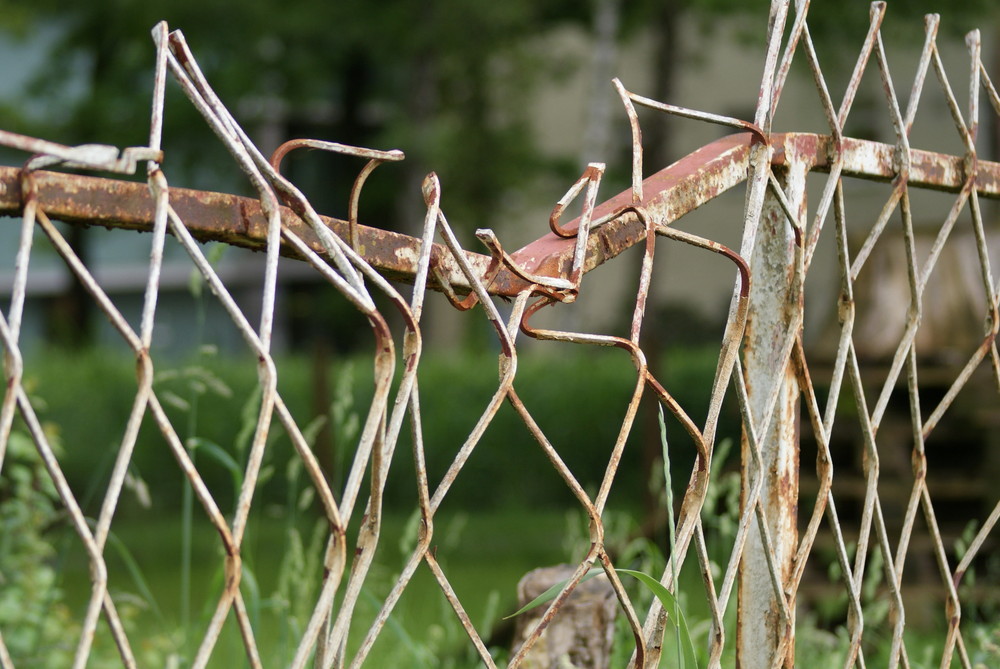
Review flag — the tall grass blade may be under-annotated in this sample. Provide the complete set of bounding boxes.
[503,568,604,620]
[658,404,685,667]
[617,568,699,669]
[105,530,166,624]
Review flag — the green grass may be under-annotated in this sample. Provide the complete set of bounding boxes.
[17,345,734,516]
[54,508,572,666]
[25,498,1000,668]
[15,345,999,666]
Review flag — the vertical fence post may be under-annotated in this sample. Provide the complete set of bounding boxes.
[737,148,806,667]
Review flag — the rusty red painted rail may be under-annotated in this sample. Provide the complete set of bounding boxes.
[3,132,998,299]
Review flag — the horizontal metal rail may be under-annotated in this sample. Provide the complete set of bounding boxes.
[1,132,997,297]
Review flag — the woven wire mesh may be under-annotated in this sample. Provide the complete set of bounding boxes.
[1,2,1000,667]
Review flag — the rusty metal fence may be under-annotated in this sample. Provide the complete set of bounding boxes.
[2,1,1000,667]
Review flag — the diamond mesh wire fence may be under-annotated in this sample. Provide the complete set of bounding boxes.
[1,2,1000,667]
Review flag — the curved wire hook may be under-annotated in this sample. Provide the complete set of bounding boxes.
[269,138,404,251]
[549,162,606,239]
[612,76,768,211]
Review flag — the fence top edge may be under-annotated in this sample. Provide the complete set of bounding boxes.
[1,133,997,298]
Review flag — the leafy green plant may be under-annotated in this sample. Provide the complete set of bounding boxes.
[0,426,176,666]
[0,429,78,667]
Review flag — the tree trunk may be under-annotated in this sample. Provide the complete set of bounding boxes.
[46,225,92,348]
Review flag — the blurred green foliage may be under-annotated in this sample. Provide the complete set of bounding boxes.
[16,344,735,517]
